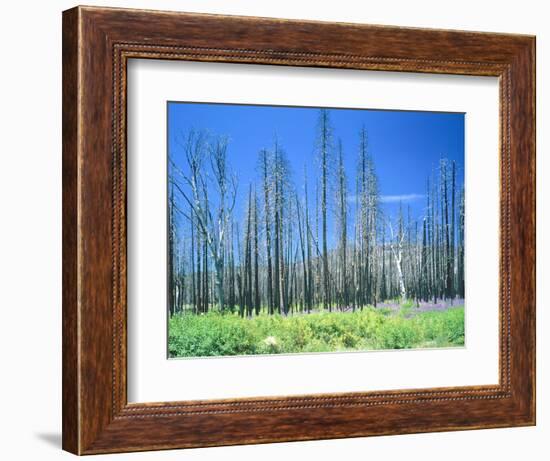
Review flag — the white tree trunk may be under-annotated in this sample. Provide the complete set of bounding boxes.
[394,251,407,301]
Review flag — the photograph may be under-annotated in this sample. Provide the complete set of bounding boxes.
[53,4,536,455]
[167,102,466,358]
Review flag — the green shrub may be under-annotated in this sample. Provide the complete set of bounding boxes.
[168,306,465,357]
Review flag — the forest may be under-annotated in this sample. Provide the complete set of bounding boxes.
[167,107,465,357]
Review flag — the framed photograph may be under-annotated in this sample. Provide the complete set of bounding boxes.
[62,6,535,455]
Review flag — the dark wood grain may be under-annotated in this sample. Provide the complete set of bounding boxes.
[62,5,536,455]
[61,7,79,454]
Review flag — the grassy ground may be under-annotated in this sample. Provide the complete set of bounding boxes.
[168,305,465,358]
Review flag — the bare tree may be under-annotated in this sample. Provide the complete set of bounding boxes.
[304,166,314,312]
[252,187,261,315]
[170,130,237,311]
[258,149,274,314]
[273,139,290,314]
[335,139,348,309]
[169,123,464,316]
[387,205,407,301]
[316,109,333,310]
[168,179,177,316]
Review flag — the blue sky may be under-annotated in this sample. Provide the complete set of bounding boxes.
[168,102,464,246]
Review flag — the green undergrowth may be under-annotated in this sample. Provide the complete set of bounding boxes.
[168,306,465,358]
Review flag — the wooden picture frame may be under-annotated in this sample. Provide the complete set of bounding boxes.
[62,5,536,455]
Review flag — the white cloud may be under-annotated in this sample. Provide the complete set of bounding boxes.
[379,194,425,203]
